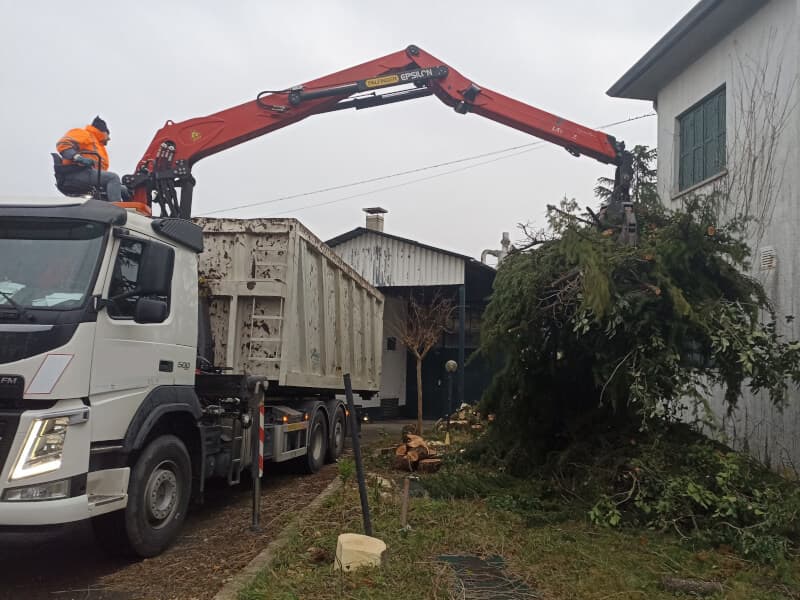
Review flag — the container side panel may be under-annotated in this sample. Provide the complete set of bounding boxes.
[302,238,322,376]
[208,297,231,368]
[323,258,337,377]
[236,296,284,375]
[197,218,382,392]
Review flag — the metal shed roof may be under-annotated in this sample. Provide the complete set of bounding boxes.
[326,227,495,289]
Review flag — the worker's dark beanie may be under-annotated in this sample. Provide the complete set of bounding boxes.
[92,116,109,134]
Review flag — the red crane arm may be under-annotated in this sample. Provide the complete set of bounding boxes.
[410,46,620,165]
[133,48,420,171]
[125,45,630,220]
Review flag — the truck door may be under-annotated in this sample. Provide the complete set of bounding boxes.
[89,234,179,440]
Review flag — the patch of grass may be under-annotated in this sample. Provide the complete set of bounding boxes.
[238,487,470,600]
[238,440,800,600]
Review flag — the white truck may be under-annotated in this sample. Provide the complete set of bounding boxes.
[0,197,383,557]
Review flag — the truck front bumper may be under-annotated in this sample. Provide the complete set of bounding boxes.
[0,399,129,526]
[0,494,90,526]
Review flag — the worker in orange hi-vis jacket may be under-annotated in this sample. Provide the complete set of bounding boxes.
[55,116,129,202]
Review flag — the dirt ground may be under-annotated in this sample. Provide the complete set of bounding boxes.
[0,463,337,600]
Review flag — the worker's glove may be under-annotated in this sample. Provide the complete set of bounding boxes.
[73,154,94,168]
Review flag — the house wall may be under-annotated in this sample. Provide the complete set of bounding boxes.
[654,0,800,472]
[381,295,408,407]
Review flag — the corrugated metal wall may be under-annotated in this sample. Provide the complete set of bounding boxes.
[331,231,465,287]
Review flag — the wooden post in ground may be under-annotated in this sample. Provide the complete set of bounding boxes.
[400,477,410,528]
[344,373,373,536]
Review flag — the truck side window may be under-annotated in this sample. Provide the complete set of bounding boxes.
[107,238,172,319]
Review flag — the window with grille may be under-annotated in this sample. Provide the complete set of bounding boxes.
[678,86,726,191]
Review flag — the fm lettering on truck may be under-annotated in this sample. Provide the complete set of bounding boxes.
[0,375,24,399]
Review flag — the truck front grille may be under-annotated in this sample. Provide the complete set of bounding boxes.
[0,414,21,476]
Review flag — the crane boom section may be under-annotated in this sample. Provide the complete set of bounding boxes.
[126,45,628,218]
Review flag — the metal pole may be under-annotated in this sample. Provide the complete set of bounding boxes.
[447,371,454,420]
[251,384,262,532]
[444,361,457,445]
[344,373,373,536]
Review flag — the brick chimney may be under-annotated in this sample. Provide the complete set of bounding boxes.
[363,207,387,232]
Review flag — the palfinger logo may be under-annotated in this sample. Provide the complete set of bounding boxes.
[365,75,399,88]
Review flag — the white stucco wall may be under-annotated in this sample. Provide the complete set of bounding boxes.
[654,0,800,472]
[380,295,408,407]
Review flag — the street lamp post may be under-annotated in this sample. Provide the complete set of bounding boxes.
[445,360,458,444]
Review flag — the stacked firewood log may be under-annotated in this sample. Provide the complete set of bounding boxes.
[393,433,442,473]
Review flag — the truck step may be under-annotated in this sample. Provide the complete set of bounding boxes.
[227,418,244,485]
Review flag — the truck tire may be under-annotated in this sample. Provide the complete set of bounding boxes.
[325,408,346,463]
[301,410,327,474]
[92,435,192,558]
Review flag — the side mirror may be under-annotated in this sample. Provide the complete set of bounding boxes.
[137,242,174,297]
[134,298,169,324]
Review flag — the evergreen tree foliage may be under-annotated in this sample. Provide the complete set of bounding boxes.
[594,144,658,208]
[479,147,800,464]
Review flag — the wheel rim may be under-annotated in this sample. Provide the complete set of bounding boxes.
[333,418,344,454]
[145,460,180,529]
[311,424,323,463]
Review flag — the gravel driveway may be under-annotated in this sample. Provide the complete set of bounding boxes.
[0,463,337,600]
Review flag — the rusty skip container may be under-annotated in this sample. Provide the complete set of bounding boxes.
[195,218,383,395]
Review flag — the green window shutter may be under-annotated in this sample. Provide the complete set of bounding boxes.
[678,86,726,191]
[679,112,694,189]
[704,94,718,176]
[693,107,704,184]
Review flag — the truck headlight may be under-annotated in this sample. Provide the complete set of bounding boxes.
[3,479,70,501]
[10,417,70,480]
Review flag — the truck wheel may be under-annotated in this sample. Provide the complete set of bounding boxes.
[325,408,346,463]
[301,411,327,474]
[92,435,191,558]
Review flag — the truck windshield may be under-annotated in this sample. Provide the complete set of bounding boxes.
[0,219,106,310]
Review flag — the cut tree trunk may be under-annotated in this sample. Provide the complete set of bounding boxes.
[393,455,413,471]
[418,458,442,473]
[404,434,428,450]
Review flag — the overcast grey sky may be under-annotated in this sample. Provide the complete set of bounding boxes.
[0,1,697,259]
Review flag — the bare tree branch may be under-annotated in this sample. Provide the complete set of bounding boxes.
[720,31,799,242]
[394,292,455,434]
